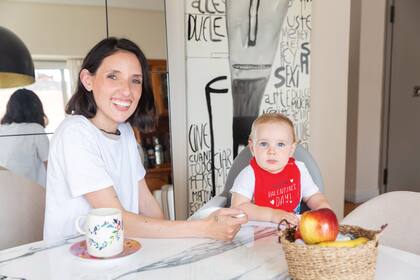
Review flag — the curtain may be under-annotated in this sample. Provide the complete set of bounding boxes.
[66,58,83,100]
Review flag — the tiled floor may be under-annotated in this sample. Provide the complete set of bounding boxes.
[344,201,359,217]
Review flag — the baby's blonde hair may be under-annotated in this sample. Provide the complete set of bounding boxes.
[249,113,296,142]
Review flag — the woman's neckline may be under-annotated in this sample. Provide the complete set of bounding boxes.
[84,116,121,139]
[99,128,121,136]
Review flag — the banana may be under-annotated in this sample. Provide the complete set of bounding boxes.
[318,237,369,248]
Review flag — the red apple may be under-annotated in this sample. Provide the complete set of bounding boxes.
[294,227,302,240]
[299,208,339,244]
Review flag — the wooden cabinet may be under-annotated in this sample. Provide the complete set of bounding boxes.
[144,162,172,193]
[148,59,168,117]
[138,59,172,192]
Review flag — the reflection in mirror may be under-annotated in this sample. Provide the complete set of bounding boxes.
[0,63,70,134]
[0,0,170,202]
[0,0,108,189]
[0,134,48,187]
[0,0,167,135]
[0,0,108,136]
[0,88,49,187]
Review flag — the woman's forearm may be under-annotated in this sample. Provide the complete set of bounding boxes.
[123,211,208,239]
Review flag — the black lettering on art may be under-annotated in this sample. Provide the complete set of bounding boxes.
[187,14,225,42]
[274,66,286,88]
[205,76,228,197]
[273,65,299,88]
[262,0,312,147]
[190,0,225,14]
[188,123,210,153]
[301,42,310,74]
[188,148,233,214]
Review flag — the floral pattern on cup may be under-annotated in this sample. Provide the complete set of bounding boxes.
[87,219,123,251]
[75,208,124,257]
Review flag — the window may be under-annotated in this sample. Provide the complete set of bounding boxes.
[0,60,71,134]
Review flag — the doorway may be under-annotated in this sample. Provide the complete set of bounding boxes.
[382,0,420,193]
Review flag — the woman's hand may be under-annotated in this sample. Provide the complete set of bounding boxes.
[205,208,248,241]
[270,209,299,225]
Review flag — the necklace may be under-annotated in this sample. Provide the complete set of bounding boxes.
[99,128,121,136]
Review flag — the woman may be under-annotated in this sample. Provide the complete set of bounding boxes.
[43,37,247,241]
[0,89,49,187]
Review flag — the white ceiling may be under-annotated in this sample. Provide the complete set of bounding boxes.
[9,0,164,11]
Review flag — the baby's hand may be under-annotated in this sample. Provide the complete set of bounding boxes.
[270,209,299,225]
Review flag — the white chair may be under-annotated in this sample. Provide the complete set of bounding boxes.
[0,169,45,250]
[341,191,420,255]
[153,184,175,220]
[190,144,324,219]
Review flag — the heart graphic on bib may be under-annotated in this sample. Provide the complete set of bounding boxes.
[290,179,294,183]
[270,199,275,205]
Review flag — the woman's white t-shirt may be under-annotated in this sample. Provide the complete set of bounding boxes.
[0,123,49,186]
[43,115,145,240]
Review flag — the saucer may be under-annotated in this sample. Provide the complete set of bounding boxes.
[69,238,141,260]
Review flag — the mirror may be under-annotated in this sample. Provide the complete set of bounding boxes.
[0,0,168,188]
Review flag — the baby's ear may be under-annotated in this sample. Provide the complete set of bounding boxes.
[290,142,297,156]
[248,139,255,156]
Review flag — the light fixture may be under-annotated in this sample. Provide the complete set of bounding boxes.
[0,26,35,88]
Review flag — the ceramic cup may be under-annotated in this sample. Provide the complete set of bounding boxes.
[75,208,124,258]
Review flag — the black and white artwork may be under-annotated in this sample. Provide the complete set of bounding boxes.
[185,0,312,214]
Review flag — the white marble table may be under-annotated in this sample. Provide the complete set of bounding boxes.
[0,222,419,280]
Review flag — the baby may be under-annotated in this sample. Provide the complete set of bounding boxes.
[230,113,331,225]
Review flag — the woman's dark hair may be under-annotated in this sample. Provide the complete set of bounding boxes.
[66,37,156,132]
[1,88,47,127]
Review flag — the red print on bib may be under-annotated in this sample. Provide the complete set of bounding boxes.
[251,157,301,213]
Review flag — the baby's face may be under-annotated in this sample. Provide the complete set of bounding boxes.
[249,121,296,174]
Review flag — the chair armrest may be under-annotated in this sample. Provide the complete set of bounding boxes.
[201,195,228,209]
[188,195,228,220]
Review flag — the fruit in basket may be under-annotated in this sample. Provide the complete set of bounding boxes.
[299,208,339,244]
[318,237,369,248]
[294,227,302,240]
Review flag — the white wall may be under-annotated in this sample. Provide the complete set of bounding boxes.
[346,0,387,203]
[345,0,362,206]
[165,0,189,219]
[354,0,386,202]
[0,0,166,59]
[310,0,351,219]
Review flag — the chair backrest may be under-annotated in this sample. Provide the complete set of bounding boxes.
[341,191,420,255]
[0,169,45,250]
[221,144,324,206]
[153,184,175,220]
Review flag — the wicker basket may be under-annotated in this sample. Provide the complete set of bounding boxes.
[278,223,386,280]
